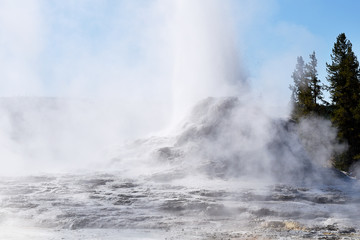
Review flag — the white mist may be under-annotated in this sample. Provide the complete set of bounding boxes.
[170,0,245,122]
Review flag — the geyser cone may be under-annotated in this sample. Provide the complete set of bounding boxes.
[114,97,349,186]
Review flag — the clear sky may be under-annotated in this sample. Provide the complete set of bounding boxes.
[231,0,360,104]
[0,0,359,111]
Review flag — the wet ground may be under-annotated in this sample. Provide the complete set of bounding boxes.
[0,172,359,239]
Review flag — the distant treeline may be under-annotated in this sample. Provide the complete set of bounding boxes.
[290,33,360,171]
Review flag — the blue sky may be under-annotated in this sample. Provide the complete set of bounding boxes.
[272,0,360,77]
[276,0,360,41]
[228,0,360,105]
[0,0,359,112]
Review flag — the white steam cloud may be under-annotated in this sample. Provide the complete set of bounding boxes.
[0,0,347,184]
[112,97,347,186]
[297,117,347,167]
[171,0,245,120]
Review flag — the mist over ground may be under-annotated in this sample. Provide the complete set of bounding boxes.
[0,0,359,239]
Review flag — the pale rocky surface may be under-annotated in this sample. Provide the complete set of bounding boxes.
[0,173,359,239]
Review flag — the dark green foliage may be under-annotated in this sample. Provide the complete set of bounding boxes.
[326,33,360,170]
[290,52,325,120]
[307,52,325,109]
[289,33,360,171]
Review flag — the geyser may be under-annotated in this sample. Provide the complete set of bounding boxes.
[171,0,245,121]
[0,1,359,239]
[112,96,348,186]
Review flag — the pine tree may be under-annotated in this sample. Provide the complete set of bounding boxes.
[290,56,305,106]
[290,52,324,120]
[306,51,324,108]
[326,33,360,170]
[290,56,308,119]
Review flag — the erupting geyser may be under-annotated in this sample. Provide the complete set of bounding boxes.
[113,96,349,186]
[0,0,359,239]
[171,0,245,121]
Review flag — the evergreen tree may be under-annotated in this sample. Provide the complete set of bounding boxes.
[306,51,324,108]
[290,52,324,120]
[290,56,308,119]
[326,33,360,170]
